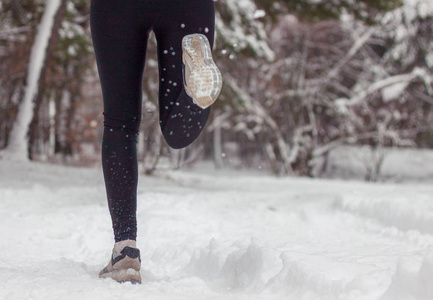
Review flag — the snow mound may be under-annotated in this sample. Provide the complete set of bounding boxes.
[185,238,282,293]
[2,160,433,299]
[335,192,433,235]
[185,237,385,299]
[381,252,433,300]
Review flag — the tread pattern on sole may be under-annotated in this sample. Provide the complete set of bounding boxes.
[182,34,222,109]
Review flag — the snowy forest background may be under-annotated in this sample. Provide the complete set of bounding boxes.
[1,0,433,179]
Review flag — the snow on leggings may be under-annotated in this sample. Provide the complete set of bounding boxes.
[90,0,215,242]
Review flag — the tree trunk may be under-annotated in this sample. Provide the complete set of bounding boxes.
[3,0,64,161]
[213,112,223,169]
[28,0,67,160]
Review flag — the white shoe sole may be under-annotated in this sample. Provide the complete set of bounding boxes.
[99,268,142,284]
[182,34,222,109]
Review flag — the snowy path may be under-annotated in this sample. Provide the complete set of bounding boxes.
[1,161,433,300]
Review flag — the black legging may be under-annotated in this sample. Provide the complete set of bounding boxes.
[90,0,215,242]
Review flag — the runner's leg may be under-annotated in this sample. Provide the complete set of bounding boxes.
[90,0,151,242]
[153,0,216,149]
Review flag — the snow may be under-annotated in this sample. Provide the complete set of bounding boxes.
[325,146,433,182]
[381,81,409,102]
[215,1,275,61]
[1,150,433,300]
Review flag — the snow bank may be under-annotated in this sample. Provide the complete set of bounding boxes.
[335,191,433,235]
[1,158,433,299]
[325,146,433,183]
[381,252,433,300]
[185,238,283,293]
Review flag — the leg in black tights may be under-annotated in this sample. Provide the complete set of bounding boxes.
[90,0,216,242]
[154,0,215,149]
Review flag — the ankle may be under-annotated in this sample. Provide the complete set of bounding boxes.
[114,239,137,250]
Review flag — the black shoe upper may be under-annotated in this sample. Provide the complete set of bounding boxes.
[112,246,141,266]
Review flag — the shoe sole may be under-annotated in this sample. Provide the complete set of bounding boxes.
[182,34,222,109]
[99,268,142,284]
[99,254,142,284]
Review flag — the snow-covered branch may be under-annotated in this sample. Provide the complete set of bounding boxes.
[0,26,31,39]
[335,69,423,112]
[324,28,375,81]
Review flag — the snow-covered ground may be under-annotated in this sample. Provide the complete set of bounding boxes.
[325,146,433,183]
[1,155,433,300]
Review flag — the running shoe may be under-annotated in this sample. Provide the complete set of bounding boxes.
[182,33,222,109]
[99,239,142,284]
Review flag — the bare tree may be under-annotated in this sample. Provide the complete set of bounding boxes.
[2,0,65,161]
